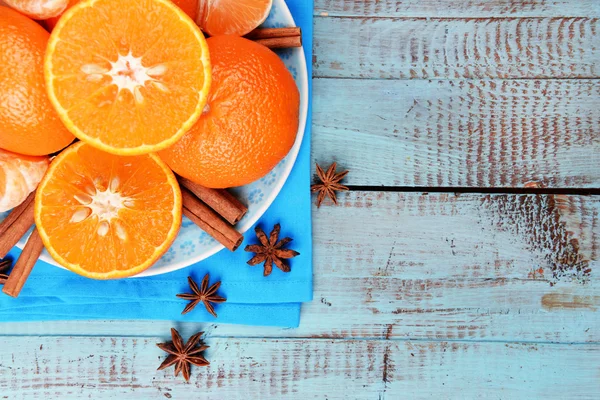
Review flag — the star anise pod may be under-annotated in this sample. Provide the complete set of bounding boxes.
[0,259,11,285]
[157,328,210,382]
[176,274,226,317]
[311,162,349,207]
[244,224,299,276]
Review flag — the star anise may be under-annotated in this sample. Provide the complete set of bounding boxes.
[157,328,209,382]
[311,162,349,207]
[176,274,226,317]
[0,259,11,285]
[244,224,299,276]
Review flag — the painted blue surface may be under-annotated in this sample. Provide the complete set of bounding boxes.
[1,1,599,399]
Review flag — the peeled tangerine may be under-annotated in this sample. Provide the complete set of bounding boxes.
[196,0,272,36]
[3,0,68,19]
[0,149,49,213]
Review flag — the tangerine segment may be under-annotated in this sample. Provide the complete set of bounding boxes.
[35,142,182,279]
[197,0,272,36]
[45,0,211,156]
[0,149,49,212]
[3,0,68,19]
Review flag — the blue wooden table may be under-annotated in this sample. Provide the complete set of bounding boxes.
[2,1,600,398]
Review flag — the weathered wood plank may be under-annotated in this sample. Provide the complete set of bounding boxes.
[2,193,598,343]
[315,0,600,17]
[314,17,600,79]
[1,336,598,399]
[313,79,600,188]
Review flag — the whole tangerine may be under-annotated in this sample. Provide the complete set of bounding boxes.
[0,7,74,156]
[160,35,300,188]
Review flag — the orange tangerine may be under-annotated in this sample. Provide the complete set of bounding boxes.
[196,0,272,36]
[159,35,299,188]
[44,0,80,30]
[35,142,182,279]
[44,0,211,155]
[172,0,198,20]
[3,0,68,19]
[44,0,199,31]
[0,149,49,212]
[0,7,75,156]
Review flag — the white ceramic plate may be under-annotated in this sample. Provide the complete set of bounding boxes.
[1,0,309,277]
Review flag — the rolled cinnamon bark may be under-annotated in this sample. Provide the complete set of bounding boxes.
[245,27,301,40]
[246,27,302,49]
[254,36,302,49]
[181,188,243,252]
[0,192,36,259]
[0,191,35,237]
[179,177,247,225]
[3,228,44,298]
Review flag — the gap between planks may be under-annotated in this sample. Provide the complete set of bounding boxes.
[344,186,600,195]
[314,76,600,81]
[0,333,596,347]
[315,15,600,21]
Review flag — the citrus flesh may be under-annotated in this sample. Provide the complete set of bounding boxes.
[35,142,182,279]
[44,0,199,31]
[44,0,211,155]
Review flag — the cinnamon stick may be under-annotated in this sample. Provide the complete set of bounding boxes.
[2,228,44,298]
[0,191,35,237]
[246,27,302,49]
[181,188,243,252]
[246,27,301,40]
[178,177,247,225]
[254,36,302,49]
[0,192,36,259]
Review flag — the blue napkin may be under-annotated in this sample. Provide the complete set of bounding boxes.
[0,0,313,328]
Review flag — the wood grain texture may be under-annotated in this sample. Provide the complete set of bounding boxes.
[1,336,599,399]
[1,2,598,397]
[313,78,600,188]
[314,0,600,17]
[2,192,598,343]
[314,17,600,79]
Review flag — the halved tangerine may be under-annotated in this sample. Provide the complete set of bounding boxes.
[44,0,200,31]
[44,0,211,155]
[35,142,182,279]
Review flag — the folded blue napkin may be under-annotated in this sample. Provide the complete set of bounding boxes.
[0,0,313,328]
